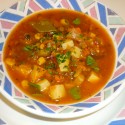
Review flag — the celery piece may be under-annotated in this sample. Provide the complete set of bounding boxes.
[73,18,81,25]
[86,55,100,71]
[30,20,57,32]
[69,87,81,100]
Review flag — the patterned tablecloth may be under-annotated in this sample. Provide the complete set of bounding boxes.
[0,0,125,125]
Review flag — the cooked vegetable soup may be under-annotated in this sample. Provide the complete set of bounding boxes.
[3,9,116,104]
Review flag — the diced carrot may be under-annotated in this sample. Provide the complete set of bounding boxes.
[82,48,91,57]
[75,27,81,33]
[54,75,63,83]
[64,83,76,89]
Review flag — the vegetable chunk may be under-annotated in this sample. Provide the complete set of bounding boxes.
[88,72,100,83]
[62,39,74,50]
[49,84,66,100]
[30,65,46,82]
[30,20,56,32]
[86,55,100,71]
[16,64,32,76]
[74,74,85,85]
[59,59,69,72]
[69,87,81,100]
[37,79,50,91]
[56,51,71,72]
[71,46,81,58]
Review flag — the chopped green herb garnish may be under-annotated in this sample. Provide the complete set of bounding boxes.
[53,32,62,38]
[46,47,55,52]
[23,45,34,51]
[73,18,81,25]
[40,37,46,43]
[23,44,39,52]
[48,69,53,75]
[44,62,55,69]
[69,87,81,100]
[66,51,71,58]
[56,51,71,64]
[86,55,100,71]
[46,47,52,52]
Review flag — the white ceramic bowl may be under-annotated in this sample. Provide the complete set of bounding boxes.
[0,0,125,119]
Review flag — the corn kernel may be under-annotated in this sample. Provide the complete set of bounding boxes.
[21,80,29,89]
[90,33,96,38]
[38,57,46,65]
[40,44,45,49]
[35,33,41,40]
[60,19,69,25]
[5,58,15,67]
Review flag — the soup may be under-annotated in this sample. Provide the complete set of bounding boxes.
[3,9,116,104]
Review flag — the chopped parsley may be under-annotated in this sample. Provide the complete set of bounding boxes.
[56,51,71,64]
[44,62,55,69]
[23,45,34,51]
[23,44,39,51]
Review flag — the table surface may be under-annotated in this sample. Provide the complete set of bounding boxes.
[0,0,125,125]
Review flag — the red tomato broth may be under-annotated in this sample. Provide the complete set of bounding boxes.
[3,9,116,105]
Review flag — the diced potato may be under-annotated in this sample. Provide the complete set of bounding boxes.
[5,58,15,67]
[16,64,32,76]
[88,71,100,83]
[21,80,29,89]
[74,74,85,86]
[49,84,66,100]
[37,57,46,65]
[59,59,69,72]
[71,46,82,58]
[30,65,46,82]
[62,39,74,50]
[37,79,50,91]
